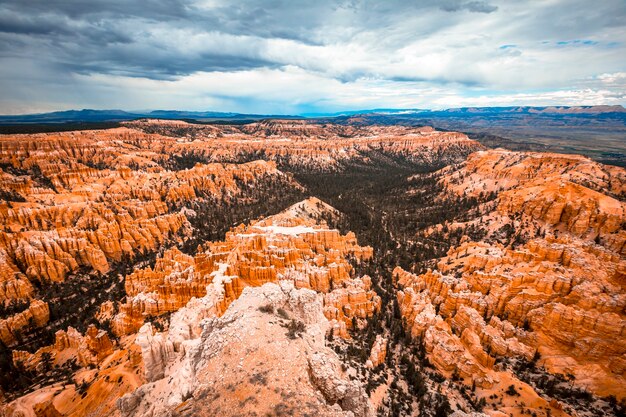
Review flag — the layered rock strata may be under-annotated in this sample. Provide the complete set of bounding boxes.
[0,127,296,345]
[112,198,380,338]
[124,119,483,171]
[398,150,626,399]
[1,198,380,417]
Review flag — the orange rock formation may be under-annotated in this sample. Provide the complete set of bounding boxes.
[398,150,626,399]
[124,119,483,171]
[0,127,297,346]
[0,299,49,346]
[113,198,380,338]
[2,198,380,416]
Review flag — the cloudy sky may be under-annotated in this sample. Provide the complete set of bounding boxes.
[1,0,625,115]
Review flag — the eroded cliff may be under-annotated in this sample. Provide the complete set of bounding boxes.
[396,150,626,412]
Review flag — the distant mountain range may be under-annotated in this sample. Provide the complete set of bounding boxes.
[1,105,624,124]
[0,109,298,124]
[427,105,626,115]
[305,105,626,117]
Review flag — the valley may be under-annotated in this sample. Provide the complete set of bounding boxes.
[0,119,624,417]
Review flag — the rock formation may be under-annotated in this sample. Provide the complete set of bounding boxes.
[113,197,380,338]
[0,127,298,355]
[12,324,115,371]
[2,197,380,417]
[397,149,626,400]
[124,118,483,171]
[0,299,49,346]
[118,281,374,417]
[2,123,624,417]
[440,149,625,200]
[367,335,387,368]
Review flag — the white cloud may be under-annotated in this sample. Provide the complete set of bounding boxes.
[433,89,626,108]
[598,72,626,85]
[0,0,624,113]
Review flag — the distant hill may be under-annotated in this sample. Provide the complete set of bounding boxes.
[321,105,626,167]
[0,109,140,124]
[434,105,626,115]
[306,105,626,117]
[2,105,624,125]
[0,109,299,124]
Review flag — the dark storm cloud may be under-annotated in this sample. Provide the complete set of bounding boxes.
[0,0,279,78]
[439,1,498,13]
[0,14,135,45]
[0,0,504,80]
[57,52,280,80]
[0,12,71,36]
[0,0,624,113]
[0,0,193,21]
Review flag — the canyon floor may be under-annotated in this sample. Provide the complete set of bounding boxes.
[0,119,624,417]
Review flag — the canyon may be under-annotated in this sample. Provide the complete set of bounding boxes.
[0,119,623,417]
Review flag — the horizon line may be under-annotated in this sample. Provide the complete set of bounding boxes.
[1,104,625,118]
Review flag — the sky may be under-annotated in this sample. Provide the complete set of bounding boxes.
[0,0,625,115]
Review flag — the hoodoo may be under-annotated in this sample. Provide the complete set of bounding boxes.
[1,121,624,417]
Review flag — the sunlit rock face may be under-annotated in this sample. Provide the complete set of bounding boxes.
[110,197,379,416]
[2,121,624,417]
[0,127,298,349]
[367,335,387,368]
[4,322,142,417]
[118,281,374,417]
[397,149,626,400]
[0,299,49,346]
[0,120,475,332]
[112,197,380,338]
[440,149,625,200]
[124,118,484,171]
[1,197,380,417]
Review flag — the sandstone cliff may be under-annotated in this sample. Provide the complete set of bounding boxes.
[0,128,298,353]
[0,299,49,346]
[113,197,380,338]
[2,198,380,417]
[3,124,623,416]
[124,119,483,171]
[397,150,626,400]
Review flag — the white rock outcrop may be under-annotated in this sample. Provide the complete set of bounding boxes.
[118,281,374,417]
